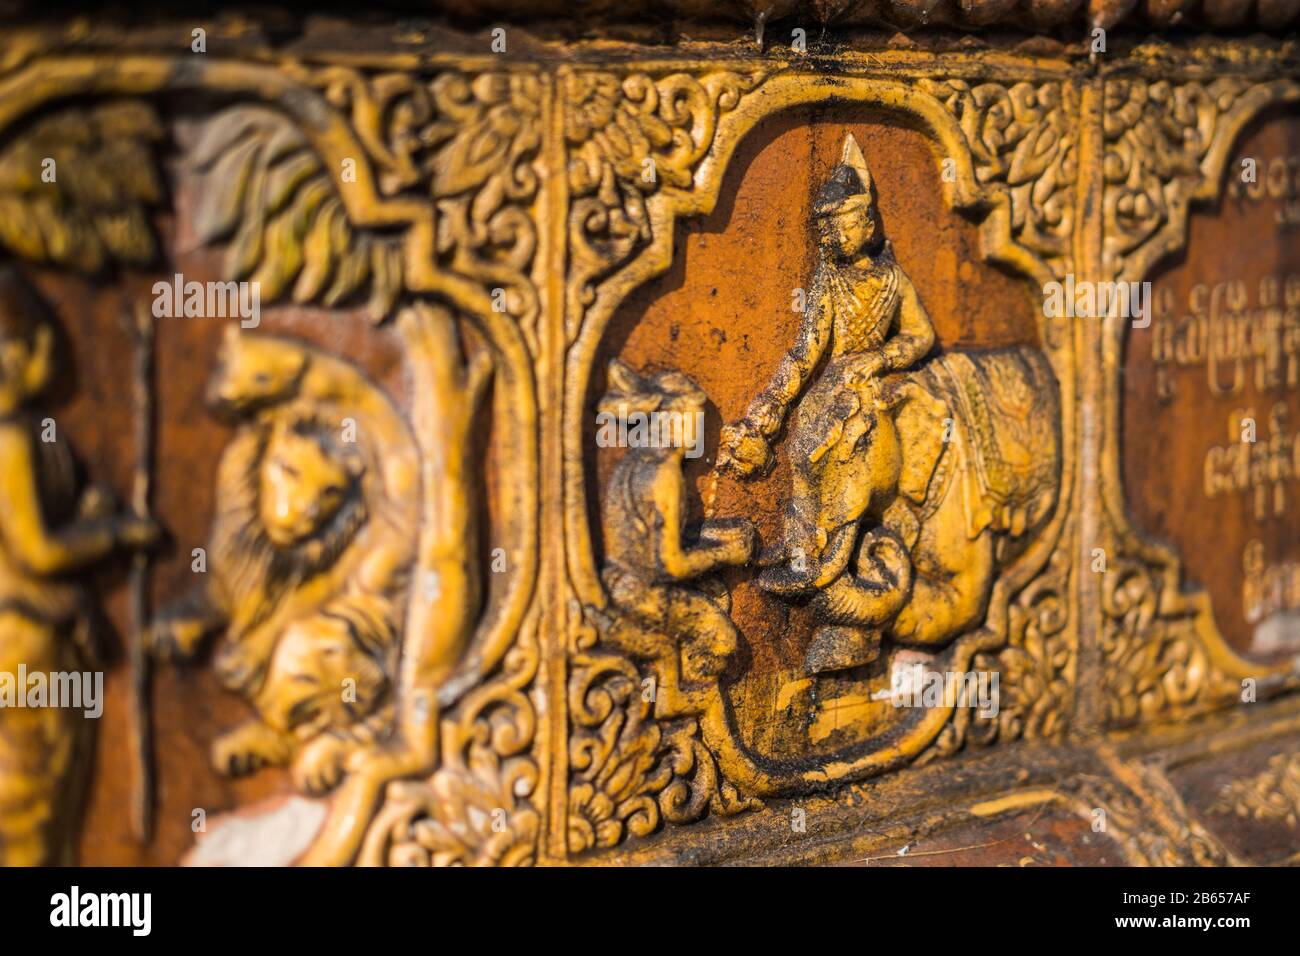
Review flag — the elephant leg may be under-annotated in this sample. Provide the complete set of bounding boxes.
[892,528,996,647]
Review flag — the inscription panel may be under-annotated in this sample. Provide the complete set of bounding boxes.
[1123,109,1300,661]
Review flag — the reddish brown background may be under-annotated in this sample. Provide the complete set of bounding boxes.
[1123,108,1300,658]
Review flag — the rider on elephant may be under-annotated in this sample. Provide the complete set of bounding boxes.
[718,133,936,599]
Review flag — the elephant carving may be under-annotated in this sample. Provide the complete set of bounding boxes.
[758,347,1060,675]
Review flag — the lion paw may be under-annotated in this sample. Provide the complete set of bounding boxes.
[291,734,351,794]
[211,721,291,777]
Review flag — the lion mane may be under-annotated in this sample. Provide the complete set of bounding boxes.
[204,400,411,696]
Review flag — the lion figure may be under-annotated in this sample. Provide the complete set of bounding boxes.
[151,331,418,794]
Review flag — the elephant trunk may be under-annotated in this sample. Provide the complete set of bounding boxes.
[815,528,913,627]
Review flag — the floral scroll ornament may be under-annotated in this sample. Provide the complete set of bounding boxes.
[924,543,1074,759]
[563,68,766,342]
[356,629,542,867]
[1100,77,1252,281]
[566,606,758,853]
[918,79,1075,281]
[1100,559,1234,728]
[191,67,543,351]
[1069,770,1227,866]
[1210,751,1300,829]
[975,547,1073,743]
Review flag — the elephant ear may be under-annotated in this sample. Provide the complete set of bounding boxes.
[887,380,950,505]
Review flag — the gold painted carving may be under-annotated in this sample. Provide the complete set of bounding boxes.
[918,79,1075,283]
[165,66,545,864]
[561,67,1079,854]
[0,268,157,864]
[0,54,544,865]
[0,100,163,271]
[149,329,420,791]
[1099,75,1300,728]
[718,136,1059,673]
[567,362,761,853]
[1209,750,1300,828]
[562,68,767,346]
[0,33,1296,867]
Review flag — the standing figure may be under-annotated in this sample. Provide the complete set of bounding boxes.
[0,267,156,865]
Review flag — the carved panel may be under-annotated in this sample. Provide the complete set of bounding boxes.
[1099,77,1300,731]
[0,12,1294,869]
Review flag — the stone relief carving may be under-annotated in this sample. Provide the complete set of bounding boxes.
[1098,76,1300,728]
[0,33,1293,867]
[149,329,419,792]
[0,268,157,864]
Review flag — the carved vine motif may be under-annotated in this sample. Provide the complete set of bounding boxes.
[190,67,543,351]
[1100,559,1238,729]
[1100,77,1253,281]
[1210,751,1300,829]
[563,68,766,343]
[356,620,541,866]
[918,79,1074,281]
[304,67,542,352]
[1068,771,1228,867]
[0,100,165,272]
[567,614,758,854]
[931,538,1074,757]
[982,565,1072,742]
